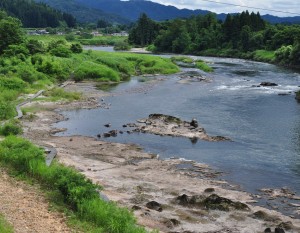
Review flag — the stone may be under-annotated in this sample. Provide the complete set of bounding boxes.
[264,228,272,233]
[204,188,215,193]
[146,201,163,212]
[103,133,111,138]
[104,123,111,127]
[190,118,199,128]
[132,205,142,211]
[108,130,118,137]
[260,82,278,87]
[275,228,285,233]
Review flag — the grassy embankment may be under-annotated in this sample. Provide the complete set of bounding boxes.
[197,48,276,63]
[0,35,179,232]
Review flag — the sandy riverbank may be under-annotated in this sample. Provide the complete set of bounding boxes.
[21,81,300,233]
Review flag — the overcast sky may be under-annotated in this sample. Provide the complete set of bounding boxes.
[149,0,300,17]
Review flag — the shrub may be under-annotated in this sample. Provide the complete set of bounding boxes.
[50,46,72,58]
[0,120,23,136]
[26,39,46,54]
[0,77,26,90]
[0,101,16,120]
[114,41,131,51]
[70,43,83,53]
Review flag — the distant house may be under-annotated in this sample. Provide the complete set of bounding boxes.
[112,31,128,36]
[91,31,103,36]
[27,29,49,35]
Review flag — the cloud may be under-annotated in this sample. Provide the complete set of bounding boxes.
[150,0,300,16]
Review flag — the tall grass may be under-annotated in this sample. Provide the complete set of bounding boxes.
[0,136,147,233]
[195,60,214,72]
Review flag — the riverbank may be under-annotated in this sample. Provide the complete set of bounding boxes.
[21,81,300,233]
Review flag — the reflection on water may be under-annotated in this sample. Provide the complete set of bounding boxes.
[95,83,119,92]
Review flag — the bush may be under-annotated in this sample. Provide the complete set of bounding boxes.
[50,46,72,58]
[114,41,131,51]
[0,101,15,120]
[0,120,23,136]
[0,77,26,90]
[70,43,83,53]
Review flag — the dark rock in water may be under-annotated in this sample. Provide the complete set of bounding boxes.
[204,188,215,193]
[264,228,272,233]
[275,228,285,233]
[122,124,127,128]
[278,93,290,96]
[190,118,198,128]
[146,201,163,212]
[103,132,111,138]
[260,82,278,87]
[119,131,124,134]
[97,134,101,138]
[108,130,118,137]
[104,123,111,127]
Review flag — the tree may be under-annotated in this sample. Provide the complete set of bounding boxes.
[129,13,159,46]
[0,12,24,54]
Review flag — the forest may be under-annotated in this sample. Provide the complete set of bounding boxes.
[129,12,300,68]
[0,0,76,27]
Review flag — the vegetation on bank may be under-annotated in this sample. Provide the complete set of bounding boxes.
[0,214,13,233]
[0,136,147,233]
[0,10,179,232]
[171,56,213,72]
[129,12,300,68]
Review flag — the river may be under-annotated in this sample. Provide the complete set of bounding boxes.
[55,48,300,216]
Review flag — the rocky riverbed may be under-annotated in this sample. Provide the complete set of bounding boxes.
[21,82,300,233]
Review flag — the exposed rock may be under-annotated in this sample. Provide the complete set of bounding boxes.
[190,118,198,128]
[264,228,272,233]
[163,218,181,229]
[260,82,278,87]
[130,114,231,142]
[146,201,163,212]
[104,123,111,128]
[203,194,250,211]
[204,188,215,193]
[174,194,249,211]
[277,221,294,230]
[252,211,281,222]
[274,227,285,233]
[132,205,142,211]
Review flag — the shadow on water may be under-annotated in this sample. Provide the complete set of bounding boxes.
[95,83,119,92]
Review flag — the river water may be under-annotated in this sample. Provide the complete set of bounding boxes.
[55,49,300,215]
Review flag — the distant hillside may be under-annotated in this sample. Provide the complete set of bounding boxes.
[35,0,300,25]
[35,0,131,25]
[0,0,76,27]
[75,0,210,21]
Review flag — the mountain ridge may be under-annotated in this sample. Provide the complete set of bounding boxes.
[35,0,300,24]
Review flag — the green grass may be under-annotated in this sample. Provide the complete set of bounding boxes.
[44,87,81,101]
[0,136,148,233]
[253,50,275,62]
[0,214,13,233]
[171,56,194,63]
[195,60,214,72]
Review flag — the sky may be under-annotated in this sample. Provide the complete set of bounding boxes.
[149,0,300,17]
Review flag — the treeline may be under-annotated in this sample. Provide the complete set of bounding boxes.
[0,0,76,28]
[129,12,300,67]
